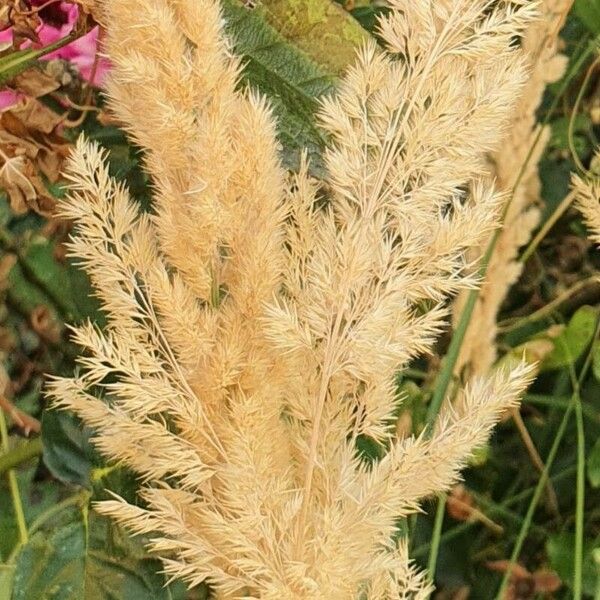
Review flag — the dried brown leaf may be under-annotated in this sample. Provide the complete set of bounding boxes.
[12,65,62,99]
[30,305,61,344]
[486,561,561,599]
[6,0,41,46]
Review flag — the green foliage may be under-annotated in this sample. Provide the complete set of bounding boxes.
[587,437,600,488]
[41,411,100,489]
[11,506,185,600]
[258,0,369,74]
[541,306,598,371]
[222,0,348,173]
[574,0,600,34]
[548,533,600,596]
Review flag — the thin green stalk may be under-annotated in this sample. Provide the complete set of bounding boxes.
[27,489,90,538]
[0,411,28,548]
[425,34,600,586]
[574,394,585,600]
[427,495,447,579]
[497,277,600,333]
[519,190,577,264]
[525,393,597,421]
[568,55,600,176]
[412,463,577,558]
[495,401,573,599]
[495,317,600,599]
[425,208,501,580]
[594,549,600,600]
[0,437,42,475]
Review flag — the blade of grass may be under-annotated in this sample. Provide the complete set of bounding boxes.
[574,390,585,600]
[495,316,600,599]
[412,463,577,558]
[0,34,76,84]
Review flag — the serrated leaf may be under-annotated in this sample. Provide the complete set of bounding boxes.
[574,0,600,34]
[541,306,597,371]
[260,0,369,74]
[11,506,183,600]
[221,0,344,172]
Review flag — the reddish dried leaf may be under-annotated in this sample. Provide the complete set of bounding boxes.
[30,304,61,344]
[447,484,475,522]
[531,571,561,593]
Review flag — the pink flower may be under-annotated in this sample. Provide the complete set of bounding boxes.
[0,90,22,110]
[0,1,108,110]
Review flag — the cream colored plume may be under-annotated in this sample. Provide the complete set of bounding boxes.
[455,0,572,378]
[48,0,537,597]
[574,151,600,244]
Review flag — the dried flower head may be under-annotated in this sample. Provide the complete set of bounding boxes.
[454,0,572,378]
[48,0,537,597]
[573,152,600,245]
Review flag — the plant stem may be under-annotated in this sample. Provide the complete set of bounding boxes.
[568,55,600,175]
[495,401,573,599]
[427,495,447,579]
[574,394,585,600]
[412,464,576,558]
[27,489,90,537]
[0,411,28,548]
[519,190,577,264]
[425,34,600,588]
[495,316,600,599]
[0,437,42,474]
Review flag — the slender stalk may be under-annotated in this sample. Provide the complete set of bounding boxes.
[568,55,600,175]
[498,277,600,333]
[425,229,498,580]
[574,394,585,600]
[425,33,600,586]
[495,317,600,599]
[519,190,577,264]
[495,401,573,599]
[412,464,576,558]
[0,437,42,475]
[427,495,447,580]
[0,411,28,548]
[27,489,90,538]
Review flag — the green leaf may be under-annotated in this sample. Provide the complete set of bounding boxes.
[588,437,600,488]
[547,533,599,596]
[541,306,598,371]
[0,466,60,561]
[0,36,76,85]
[259,0,369,75]
[18,239,100,322]
[11,506,182,599]
[42,410,100,489]
[7,260,59,323]
[574,0,600,35]
[221,0,347,172]
[6,239,100,330]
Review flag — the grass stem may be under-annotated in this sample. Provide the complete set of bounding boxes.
[0,411,28,548]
